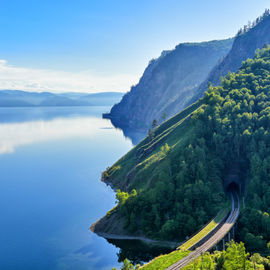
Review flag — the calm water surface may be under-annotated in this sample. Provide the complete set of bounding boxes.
[0,107,170,270]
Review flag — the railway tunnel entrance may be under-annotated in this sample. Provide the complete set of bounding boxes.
[226,181,240,194]
[224,167,242,195]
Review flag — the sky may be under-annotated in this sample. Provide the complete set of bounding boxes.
[0,0,269,93]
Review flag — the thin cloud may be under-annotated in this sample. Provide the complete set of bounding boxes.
[0,60,138,93]
[0,117,113,154]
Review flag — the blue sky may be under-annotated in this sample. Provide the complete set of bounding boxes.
[0,0,269,93]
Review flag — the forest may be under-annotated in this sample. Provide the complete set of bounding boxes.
[104,46,270,256]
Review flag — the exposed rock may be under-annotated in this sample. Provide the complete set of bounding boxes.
[105,39,233,130]
[190,12,270,104]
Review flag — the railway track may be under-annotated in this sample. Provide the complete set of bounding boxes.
[167,191,239,269]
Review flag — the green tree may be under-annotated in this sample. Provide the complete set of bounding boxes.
[223,241,249,269]
[120,258,134,270]
[152,119,158,129]
[162,112,167,122]
[148,128,155,140]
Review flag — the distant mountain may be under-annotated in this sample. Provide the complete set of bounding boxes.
[0,90,124,107]
[105,38,233,130]
[78,92,125,106]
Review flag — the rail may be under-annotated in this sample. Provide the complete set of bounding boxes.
[167,191,239,269]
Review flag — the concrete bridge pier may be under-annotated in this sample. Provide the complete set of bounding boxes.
[220,225,235,251]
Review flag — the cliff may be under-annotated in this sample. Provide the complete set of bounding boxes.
[107,11,270,132]
[106,39,233,130]
[189,10,270,104]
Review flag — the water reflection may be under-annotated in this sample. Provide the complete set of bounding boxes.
[0,117,111,154]
[0,107,168,270]
[0,106,146,147]
[108,117,146,145]
[107,239,173,265]
[0,106,133,270]
[0,106,108,123]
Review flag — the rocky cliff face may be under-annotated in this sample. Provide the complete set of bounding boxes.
[189,11,270,104]
[106,39,233,130]
[106,11,270,132]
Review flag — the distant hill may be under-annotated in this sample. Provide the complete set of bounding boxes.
[0,90,124,107]
[105,38,233,130]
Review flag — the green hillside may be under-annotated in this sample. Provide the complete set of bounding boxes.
[94,47,270,254]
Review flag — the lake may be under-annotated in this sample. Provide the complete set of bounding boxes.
[0,107,171,270]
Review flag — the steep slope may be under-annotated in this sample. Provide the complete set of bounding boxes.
[106,39,233,130]
[93,47,270,253]
[188,9,270,104]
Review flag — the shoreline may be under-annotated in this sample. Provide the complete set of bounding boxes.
[93,176,181,249]
[93,231,180,249]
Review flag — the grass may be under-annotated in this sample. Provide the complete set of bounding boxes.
[140,250,190,270]
[127,122,196,191]
[153,100,202,136]
[179,208,229,251]
[106,205,117,218]
[105,101,201,191]
[136,101,202,159]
